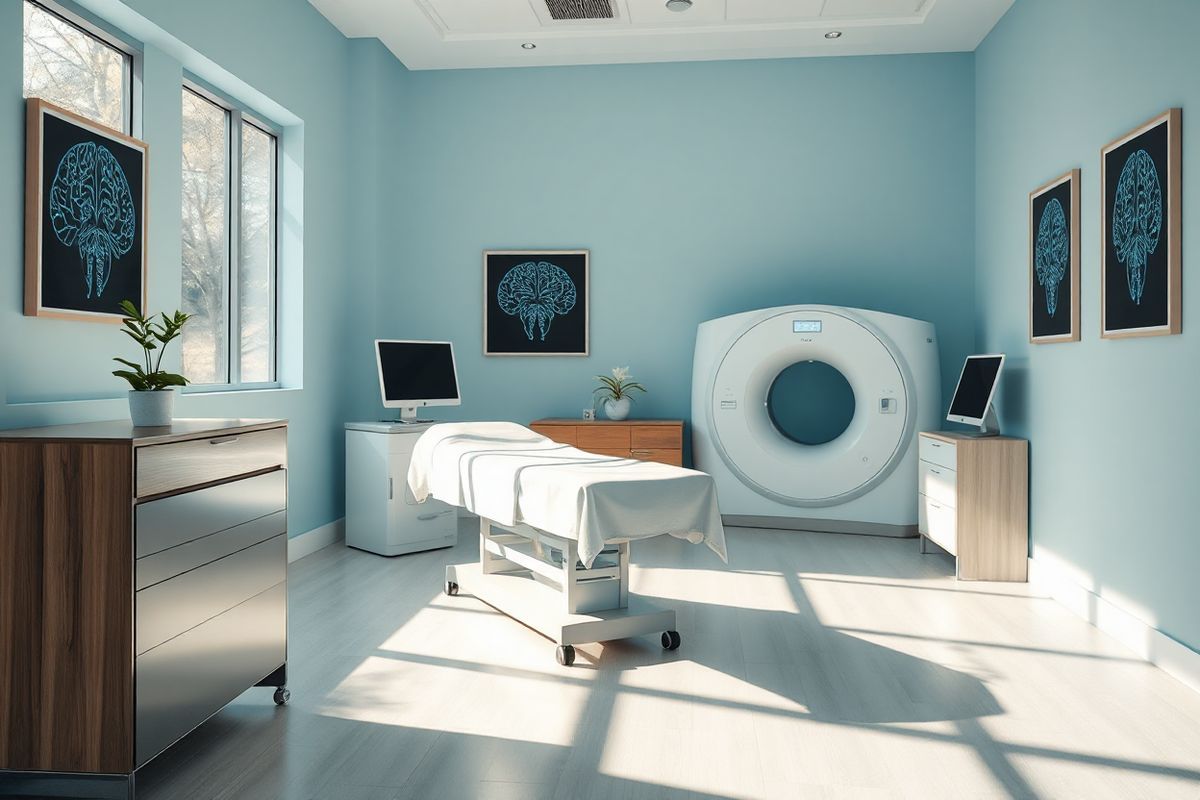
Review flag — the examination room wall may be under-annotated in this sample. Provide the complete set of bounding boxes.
[371,53,977,425]
[0,0,361,538]
[975,0,1200,652]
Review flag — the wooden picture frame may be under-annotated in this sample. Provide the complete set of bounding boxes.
[1029,169,1081,343]
[25,98,149,323]
[1100,108,1181,338]
[484,250,589,356]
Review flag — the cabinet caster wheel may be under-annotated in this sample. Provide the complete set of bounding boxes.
[273,687,290,706]
[555,645,576,666]
[661,631,681,651]
[445,580,459,596]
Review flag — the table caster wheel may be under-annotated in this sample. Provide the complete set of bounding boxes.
[445,580,459,596]
[273,687,291,706]
[556,645,576,666]
[661,631,681,651]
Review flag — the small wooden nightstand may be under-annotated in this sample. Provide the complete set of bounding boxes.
[531,419,684,466]
[918,431,1029,581]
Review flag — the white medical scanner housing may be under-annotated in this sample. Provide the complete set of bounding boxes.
[692,305,940,536]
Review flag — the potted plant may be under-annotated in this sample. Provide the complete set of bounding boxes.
[111,299,191,427]
[593,366,646,421]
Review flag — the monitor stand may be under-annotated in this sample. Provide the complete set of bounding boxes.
[977,403,1001,437]
[382,407,434,425]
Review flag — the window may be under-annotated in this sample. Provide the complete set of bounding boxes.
[181,85,278,388]
[22,1,132,133]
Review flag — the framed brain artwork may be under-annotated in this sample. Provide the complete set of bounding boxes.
[484,250,589,356]
[24,98,148,322]
[1101,108,1181,338]
[1029,169,1080,344]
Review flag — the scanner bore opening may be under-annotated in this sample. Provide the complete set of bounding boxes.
[767,360,856,446]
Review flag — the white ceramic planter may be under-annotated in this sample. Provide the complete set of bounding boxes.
[128,388,176,427]
[604,396,632,421]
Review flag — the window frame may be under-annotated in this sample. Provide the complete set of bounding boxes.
[181,79,281,392]
[23,0,141,137]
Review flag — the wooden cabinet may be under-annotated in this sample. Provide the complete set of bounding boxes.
[531,419,684,466]
[917,431,1028,581]
[0,419,289,797]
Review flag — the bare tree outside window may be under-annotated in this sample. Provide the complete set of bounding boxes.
[240,124,275,383]
[181,89,230,385]
[181,87,279,387]
[22,1,129,132]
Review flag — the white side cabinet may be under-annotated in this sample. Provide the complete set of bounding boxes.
[345,422,457,556]
[917,431,1028,582]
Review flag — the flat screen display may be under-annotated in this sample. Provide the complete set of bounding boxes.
[948,355,1003,421]
[793,320,822,333]
[377,341,459,402]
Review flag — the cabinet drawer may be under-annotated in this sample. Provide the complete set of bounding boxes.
[136,534,286,655]
[137,510,286,591]
[577,426,631,450]
[630,426,682,450]
[918,435,957,471]
[136,470,286,559]
[918,461,957,508]
[920,496,958,556]
[532,424,576,446]
[586,448,632,459]
[137,426,287,498]
[136,582,286,767]
[631,448,683,466]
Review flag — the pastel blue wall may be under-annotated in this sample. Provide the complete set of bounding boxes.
[370,55,978,432]
[0,0,360,537]
[976,0,1200,651]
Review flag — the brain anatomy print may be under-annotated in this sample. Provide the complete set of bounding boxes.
[485,250,589,356]
[25,98,147,322]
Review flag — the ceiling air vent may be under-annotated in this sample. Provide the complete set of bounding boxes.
[544,0,614,21]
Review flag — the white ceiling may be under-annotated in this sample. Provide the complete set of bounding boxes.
[308,0,1013,71]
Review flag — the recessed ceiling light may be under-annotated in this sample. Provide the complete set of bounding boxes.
[825,30,843,39]
[521,42,537,49]
[665,0,693,11]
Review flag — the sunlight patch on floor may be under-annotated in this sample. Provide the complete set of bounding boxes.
[315,654,588,745]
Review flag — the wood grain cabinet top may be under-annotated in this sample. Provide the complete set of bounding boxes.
[531,419,684,467]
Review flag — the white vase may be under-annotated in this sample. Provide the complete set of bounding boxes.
[604,396,632,421]
[128,388,176,427]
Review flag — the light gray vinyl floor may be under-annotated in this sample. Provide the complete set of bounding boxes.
[137,520,1200,800]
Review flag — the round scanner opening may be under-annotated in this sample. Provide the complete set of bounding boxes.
[767,361,856,446]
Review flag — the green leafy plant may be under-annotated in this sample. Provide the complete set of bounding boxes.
[112,299,192,392]
[593,366,647,403]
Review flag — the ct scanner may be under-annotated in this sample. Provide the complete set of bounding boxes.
[692,305,940,536]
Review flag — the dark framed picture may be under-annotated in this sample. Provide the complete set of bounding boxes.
[1029,169,1080,343]
[24,98,148,322]
[1101,108,1181,338]
[484,250,589,356]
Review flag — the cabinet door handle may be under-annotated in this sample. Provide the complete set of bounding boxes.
[388,477,393,500]
[210,437,240,446]
[631,449,653,457]
[929,468,941,475]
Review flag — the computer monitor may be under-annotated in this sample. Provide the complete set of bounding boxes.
[375,340,461,422]
[946,354,1005,436]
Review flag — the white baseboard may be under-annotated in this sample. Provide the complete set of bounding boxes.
[1028,554,1200,694]
[289,518,345,563]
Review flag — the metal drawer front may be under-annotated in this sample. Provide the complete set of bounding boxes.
[136,535,286,655]
[136,426,287,498]
[136,510,287,591]
[135,582,286,767]
[136,470,286,559]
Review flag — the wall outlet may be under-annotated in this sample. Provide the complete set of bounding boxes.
[582,408,596,421]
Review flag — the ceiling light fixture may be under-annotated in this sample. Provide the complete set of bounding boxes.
[521,42,537,49]
[665,0,693,11]
[824,30,843,39]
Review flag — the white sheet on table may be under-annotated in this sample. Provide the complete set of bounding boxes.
[407,421,727,568]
